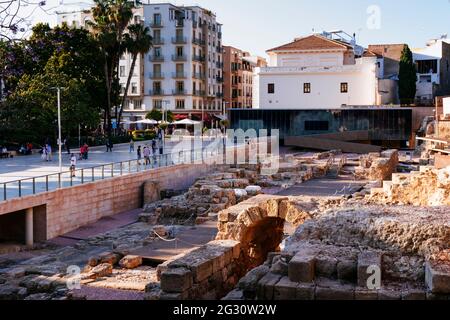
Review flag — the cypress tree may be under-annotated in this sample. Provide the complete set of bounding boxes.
[398,45,417,105]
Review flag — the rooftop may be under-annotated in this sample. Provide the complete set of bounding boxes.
[267,34,354,53]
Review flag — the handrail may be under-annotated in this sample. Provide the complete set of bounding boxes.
[0,146,224,202]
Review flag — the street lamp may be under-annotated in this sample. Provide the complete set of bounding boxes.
[51,86,65,173]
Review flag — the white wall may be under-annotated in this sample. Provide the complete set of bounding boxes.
[275,52,344,68]
[443,97,450,115]
[253,57,378,109]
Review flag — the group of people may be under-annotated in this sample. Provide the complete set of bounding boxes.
[136,140,159,166]
[19,143,33,155]
[41,144,53,162]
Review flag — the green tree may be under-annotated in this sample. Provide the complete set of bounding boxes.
[146,109,174,123]
[119,23,152,127]
[398,45,417,105]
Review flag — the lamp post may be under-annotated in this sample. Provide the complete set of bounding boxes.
[51,87,65,173]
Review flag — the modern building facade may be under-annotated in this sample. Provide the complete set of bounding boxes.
[57,2,224,123]
[252,32,399,110]
[413,38,450,105]
[222,46,266,110]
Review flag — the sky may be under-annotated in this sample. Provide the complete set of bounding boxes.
[22,0,450,57]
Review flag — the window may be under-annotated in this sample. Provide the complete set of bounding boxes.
[153,13,161,25]
[153,30,161,42]
[340,82,348,93]
[131,83,138,94]
[176,81,184,92]
[154,47,162,57]
[176,99,185,109]
[133,100,142,109]
[119,66,126,77]
[305,121,329,131]
[153,64,161,74]
[303,83,311,93]
[268,83,275,94]
[176,46,184,57]
[416,59,438,74]
[153,82,161,93]
[153,100,163,109]
[120,84,125,94]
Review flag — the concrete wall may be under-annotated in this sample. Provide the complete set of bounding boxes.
[0,163,216,240]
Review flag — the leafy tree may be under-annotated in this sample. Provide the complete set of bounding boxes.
[146,109,174,123]
[118,23,152,126]
[398,45,417,105]
[0,24,106,144]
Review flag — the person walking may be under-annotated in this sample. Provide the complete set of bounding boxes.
[83,143,89,160]
[129,139,135,153]
[137,146,142,165]
[151,139,157,154]
[64,138,70,155]
[143,145,151,166]
[46,144,52,162]
[106,139,113,152]
[70,153,77,177]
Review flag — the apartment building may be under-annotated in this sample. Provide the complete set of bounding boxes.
[57,2,224,122]
[253,31,399,110]
[142,3,223,122]
[222,46,266,109]
[413,38,450,105]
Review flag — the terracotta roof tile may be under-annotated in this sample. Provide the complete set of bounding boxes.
[267,34,353,52]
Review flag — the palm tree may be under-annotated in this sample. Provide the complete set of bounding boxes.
[118,23,152,127]
[89,0,135,137]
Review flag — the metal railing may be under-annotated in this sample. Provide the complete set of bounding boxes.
[0,147,221,202]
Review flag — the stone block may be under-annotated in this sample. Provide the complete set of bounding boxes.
[273,276,298,300]
[357,251,382,288]
[425,261,450,294]
[378,288,401,300]
[296,283,315,300]
[355,288,378,300]
[315,280,355,300]
[337,260,357,283]
[119,255,142,269]
[160,268,193,293]
[401,289,426,300]
[288,250,316,283]
[257,272,282,300]
[85,263,112,280]
[315,256,338,278]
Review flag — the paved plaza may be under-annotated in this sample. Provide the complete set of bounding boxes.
[0,137,227,201]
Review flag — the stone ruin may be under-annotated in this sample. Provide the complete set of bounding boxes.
[355,150,399,181]
[369,165,450,207]
[139,155,315,225]
[223,202,450,300]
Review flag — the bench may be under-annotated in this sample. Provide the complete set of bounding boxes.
[0,152,11,159]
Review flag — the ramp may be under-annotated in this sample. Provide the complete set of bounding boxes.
[285,136,382,154]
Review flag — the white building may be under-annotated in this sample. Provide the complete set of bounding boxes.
[443,97,450,115]
[413,38,450,105]
[57,2,224,122]
[253,33,392,110]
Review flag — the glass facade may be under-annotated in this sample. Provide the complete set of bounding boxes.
[229,108,413,143]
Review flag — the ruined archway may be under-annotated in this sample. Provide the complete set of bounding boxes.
[216,195,312,274]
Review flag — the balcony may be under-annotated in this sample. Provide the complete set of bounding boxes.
[193,55,206,62]
[216,61,223,68]
[172,36,187,44]
[192,37,206,46]
[172,72,187,79]
[151,21,163,28]
[193,90,206,96]
[175,19,184,28]
[216,46,222,53]
[172,89,187,95]
[218,32,222,39]
[216,92,224,98]
[193,72,205,80]
[149,89,165,96]
[149,55,164,62]
[149,72,165,79]
[172,54,187,62]
[216,76,224,83]
[153,38,165,45]
[192,20,198,28]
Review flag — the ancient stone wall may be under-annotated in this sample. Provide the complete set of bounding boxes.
[158,240,241,300]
